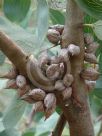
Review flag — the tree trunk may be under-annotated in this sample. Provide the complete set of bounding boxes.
[56,0,95,135]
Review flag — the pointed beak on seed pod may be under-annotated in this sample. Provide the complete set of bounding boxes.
[16,75,27,89]
[47,29,61,44]
[34,101,44,112]
[67,44,80,56]
[5,79,18,89]
[28,88,46,101]
[84,33,94,45]
[0,67,17,79]
[44,93,56,119]
[17,85,31,97]
[84,53,98,64]
[81,68,100,81]
[20,94,35,104]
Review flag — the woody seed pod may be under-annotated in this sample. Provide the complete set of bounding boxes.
[0,67,17,79]
[55,80,65,91]
[45,104,56,119]
[85,80,96,91]
[63,74,74,87]
[84,53,98,64]
[81,68,100,81]
[44,93,56,110]
[20,94,35,104]
[34,101,44,112]
[59,48,69,61]
[68,44,80,56]
[61,87,72,100]
[47,29,60,44]
[16,75,27,89]
[51,56,64,64]
[49,24,64,34]
[28,88,46,101]
[46,64,60,80]
[5,79,18,89]
[85,42,99,53]
[84,33,94,44]
[17,85,31,97]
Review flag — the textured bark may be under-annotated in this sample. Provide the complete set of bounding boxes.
[56,0,95,135]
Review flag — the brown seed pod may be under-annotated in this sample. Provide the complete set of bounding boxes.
[55,80,65,91]
[0,66,17,79]
[85,42,99,53]
[47,29,61,44]
[44,93,56,110]
[20,94,35,104]
[17,85,31,97]
[84,53,98,64]
[81,68,100,81]
[34,101,44,112]
[45,104,56,119]
[38,52,50,70]
[61,87,72,100]
[84,33,94,45]
[49,24,64,35]
[16,75,27,89]
[67,44,80,56]
[28,88,46,101]
[59,48,69,61]
[85,80,96,92]
[46,64,60,80]
[5,79,18,89]
[63,74,74,87]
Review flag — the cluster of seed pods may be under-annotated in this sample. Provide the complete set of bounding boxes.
[0,25,100,122]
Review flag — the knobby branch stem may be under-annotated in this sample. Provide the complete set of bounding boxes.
[51,113,66,136]
[56,0,95,135]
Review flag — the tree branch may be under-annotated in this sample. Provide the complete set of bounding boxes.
[56,0,95,135]
[51,113,66,136]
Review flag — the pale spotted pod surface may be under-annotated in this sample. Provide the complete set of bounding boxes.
[61,87,72,100]
[16,75,27,89]
[47,29,61,44]
[46,64,60,80]
[49,24,64,34]
[5,79,18,89]
[55,80,65,91]
[85,80,96,92]
[44,93,56,110]
[85,42,99,54]
[63,74,74,87]
[84,53,98,64]
[59,48,69,61]
[28,88,46,101]
[81,68,100,81]
[67,44,80,56]
[84,33,94,45]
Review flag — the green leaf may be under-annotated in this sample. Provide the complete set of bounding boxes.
[22,132,34,136]
[36,0,49,46]
[75,0,102,20]
[3,94,27,129]
[0,128,21,136]
[3,0,31,23]
[0,16,40,56]
[50,8,65,24]
[93,20,102,40]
